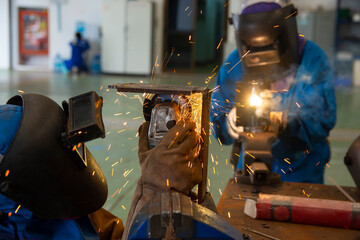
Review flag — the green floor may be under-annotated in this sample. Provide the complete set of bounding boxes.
[0,70,359,221]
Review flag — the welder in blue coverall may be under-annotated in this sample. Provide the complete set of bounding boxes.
[0,93,201,239]
[0,95,124,240]
[65,32,90,73]
[211,0,336,183]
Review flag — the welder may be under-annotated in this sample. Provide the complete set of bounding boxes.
[0,92,202,239]
[211,0,337,183]
[64,32,90,73]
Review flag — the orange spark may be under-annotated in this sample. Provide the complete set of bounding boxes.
[273,25,279,28]
[245,151,255,159]
[217,38,223,49]
[5,170,10,177]
[285,11,297,19]
[15,205,21,214]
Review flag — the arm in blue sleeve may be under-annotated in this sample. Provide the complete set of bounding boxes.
[210,51,243,145]
[280,42,337,151]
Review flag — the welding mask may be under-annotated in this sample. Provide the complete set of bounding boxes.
[232,1,299,82]
[0,93,107,219]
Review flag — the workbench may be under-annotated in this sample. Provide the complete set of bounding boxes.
[217,179,360,240]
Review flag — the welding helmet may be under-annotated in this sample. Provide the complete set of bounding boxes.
[232,0,299,82]
[0,93,107,219]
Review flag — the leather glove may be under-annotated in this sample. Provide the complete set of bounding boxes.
[226,107,244,139]
[122,118,202,239]
[270,111,287,136]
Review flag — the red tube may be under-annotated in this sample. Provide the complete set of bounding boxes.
[245,194,360,229]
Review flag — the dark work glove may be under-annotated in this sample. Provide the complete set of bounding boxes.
[122,119,202,239]
[270,111,288,136]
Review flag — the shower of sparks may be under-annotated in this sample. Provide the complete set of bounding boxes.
[200,10,203,14]
[224,0,231,7]
[284,158,291,164]
[117,129,126,133]
[108,144,111,150]
[217,38,223,49]
[166,179,170,187]
[316,162,320,166]
[245,164,254,173]
[133,116,141,120]
[281,169,286,174]
[245,151,255,159]
[218,138,222,145]
[123,180,129,188]
[111,189,120,198]
[299,34,304,37]
[92,171,95,176]
[131,146,138,151]
[326,163,331,168]
[189,35,192,41]
[227,50,250,73]
[212,65,219,73]
[219,189,222,195]
[185,6,189,11]
[5,170,10,177]
[121,205,126,210]
[100,86,103,91]
[18,90,24,93]
[105,156,109,161]
[213,167,216,174]
[285,11,297,19]
[228,212,231,218]
[187,11,193,16]
[112,162,119,167]
[8,212,12,217]
[123,169,133,177]
[15,205,21,213]
[211,154,214,162]
[209,85,220,93]
[296,102,301,108]
[273,25,279,28]
[111,168,114,176]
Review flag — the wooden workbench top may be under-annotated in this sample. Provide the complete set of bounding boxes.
[217,179,360,240]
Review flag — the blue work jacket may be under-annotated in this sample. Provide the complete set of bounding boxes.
[210,39,337,183]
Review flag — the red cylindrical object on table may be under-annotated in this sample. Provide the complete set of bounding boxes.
[253,194,360,229]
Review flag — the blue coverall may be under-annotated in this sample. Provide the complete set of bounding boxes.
[65,39,90,72]
[0,105,99,239]
[210,39,337,183]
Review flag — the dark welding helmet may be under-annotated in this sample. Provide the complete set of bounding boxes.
[231,0,299,82]
[0,93,107,219]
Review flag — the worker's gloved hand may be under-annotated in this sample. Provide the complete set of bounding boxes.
[122,119,202,240]
[138,118,202,193]
[270,111,287,136]
[226,107,244,139]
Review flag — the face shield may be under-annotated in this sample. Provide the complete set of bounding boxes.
[0,93,107,219]
[232,2,299,83]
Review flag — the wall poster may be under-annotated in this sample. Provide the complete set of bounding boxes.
[19,8,48,56]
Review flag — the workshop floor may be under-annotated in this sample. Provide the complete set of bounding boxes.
[0,70,359,221]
